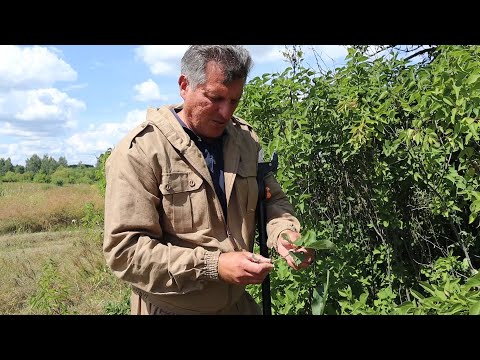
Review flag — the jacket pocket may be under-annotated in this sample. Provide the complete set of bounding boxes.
[236,162,258,216]
[159,171,208,233]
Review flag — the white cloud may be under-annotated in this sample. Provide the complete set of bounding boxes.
[134,79,167,102]
[0,138,68,165]
[0,122,40,138]
[65,109,146,156]
[245,45,286,63]
[0,88,85,138]
[135,45,189,75]
[0,46,83,141]
[64,119,78,129]
[62,83,88,92]
[0,109,150,165]
[14,88,85,121]
[0,45,77,90]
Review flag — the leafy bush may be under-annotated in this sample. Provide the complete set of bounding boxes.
[239,45,480,314]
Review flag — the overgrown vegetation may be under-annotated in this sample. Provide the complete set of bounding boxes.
[238,45,480,314]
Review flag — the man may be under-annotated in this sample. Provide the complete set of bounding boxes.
[103,45,314,315]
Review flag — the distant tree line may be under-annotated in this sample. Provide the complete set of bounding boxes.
[0,154,98,186]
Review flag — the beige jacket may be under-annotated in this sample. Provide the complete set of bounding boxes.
[103,104,300,314]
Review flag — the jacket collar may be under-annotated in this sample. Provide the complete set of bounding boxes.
[146,105,241,204]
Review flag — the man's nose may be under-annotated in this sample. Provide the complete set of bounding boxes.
[217,102,236,120]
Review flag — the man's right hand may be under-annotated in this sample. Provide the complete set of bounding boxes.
[218,251,274,285]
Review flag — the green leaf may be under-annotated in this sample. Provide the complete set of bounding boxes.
[444,303,465,315]
[443,97,453,106]
[312,269,330,315]
[413,172,421,182]
[395,301,415,315]
[410,289,425,301]
[451,107,457,123]
[467,72,480,85]
[358,292,368,305]
[464,273,480,290]
[289,250,305,266]
[305,239,336,250]
[434,289,447,301]
[470,200,480,213]
[337,288,349,299]
[469,301,480,315]
[300,230,316,246]
[287,230,335,251]
[281,232,294,245]
[469,213,477,224]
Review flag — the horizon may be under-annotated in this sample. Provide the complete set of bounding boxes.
[0,45,350,166]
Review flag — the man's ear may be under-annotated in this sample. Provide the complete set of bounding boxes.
[178,74,188,96]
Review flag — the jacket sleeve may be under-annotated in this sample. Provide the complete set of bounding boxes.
[103,134,220,296]
[264,172,301,250]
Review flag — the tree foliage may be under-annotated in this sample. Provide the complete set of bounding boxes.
[0,154,99,186]
[237,45,480,314]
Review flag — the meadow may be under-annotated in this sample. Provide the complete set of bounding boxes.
[0,182,129,315]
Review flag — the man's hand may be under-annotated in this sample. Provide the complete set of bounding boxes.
[277,230,315,270]
[218,251,274,285]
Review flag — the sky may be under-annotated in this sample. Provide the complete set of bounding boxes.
[0,45,349,166]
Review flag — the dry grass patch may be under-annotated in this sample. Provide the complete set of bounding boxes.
[0,183,104,234]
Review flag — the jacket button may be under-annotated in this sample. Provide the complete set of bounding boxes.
[165,184,171,190]
[189,180,195,187]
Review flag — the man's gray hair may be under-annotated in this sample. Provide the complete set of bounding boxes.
[181,45,253,89]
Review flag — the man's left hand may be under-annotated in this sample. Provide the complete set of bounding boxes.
[276,230,315,270]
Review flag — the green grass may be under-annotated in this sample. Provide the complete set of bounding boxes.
[0,229,129,314]
[0,182,128,315]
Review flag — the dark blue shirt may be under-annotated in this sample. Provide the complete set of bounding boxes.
[171,109,228,220]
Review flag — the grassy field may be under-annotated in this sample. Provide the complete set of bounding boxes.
[0,182,129,315]
[0,182,104,235]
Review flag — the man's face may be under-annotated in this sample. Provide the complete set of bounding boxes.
[179,61,245,140]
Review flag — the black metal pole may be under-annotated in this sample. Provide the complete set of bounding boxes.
[257,195,271,315]
[256,151,278,316]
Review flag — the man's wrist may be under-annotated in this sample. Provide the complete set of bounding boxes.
[203,250,221,281]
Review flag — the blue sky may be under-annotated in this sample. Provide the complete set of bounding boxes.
[0,45,349,166]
